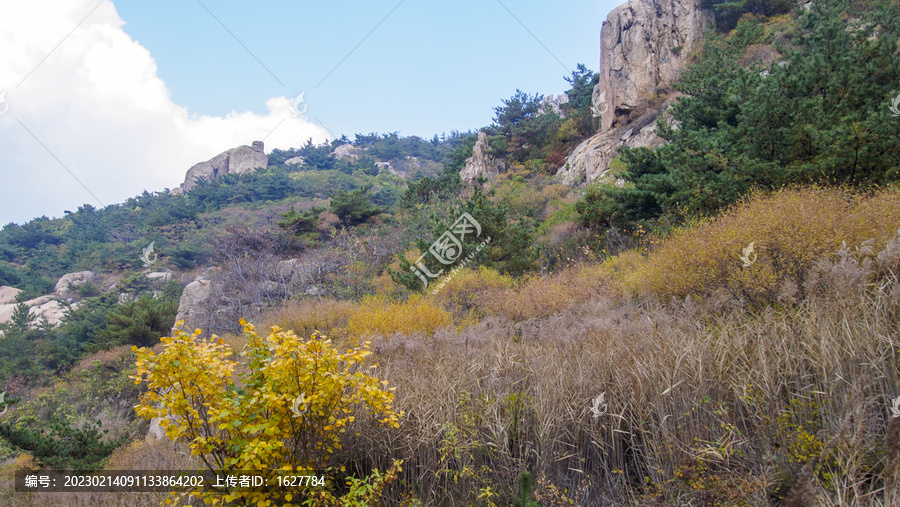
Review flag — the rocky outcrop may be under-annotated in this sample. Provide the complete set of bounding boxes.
[332,144,362,161]
[0,299,21,325]
[597,0,713,132]
[0,294,73,329]
[0,271,95,330]
[0,271,103,330]
[54,271,96,301]
[27,297,69,326]
[0,286,21,305]
[0,269,180,332]
[461,131,506,185]
[541,93,570,117]
[557,107,669,185]
[177,141,268,193]
[557,0,712,185]
[172,278,214,332]
[285,156,305,165]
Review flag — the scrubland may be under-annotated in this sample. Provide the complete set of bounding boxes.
[4,188,900,506]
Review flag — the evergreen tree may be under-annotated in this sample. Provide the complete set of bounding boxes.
[0,417,124,471]
[90,294,179,349]
[391,186,536,291]
[329,186,384,227]
[277,205,325,235]
[577,0,900,229]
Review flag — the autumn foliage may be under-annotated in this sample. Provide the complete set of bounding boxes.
[131,321,401,505]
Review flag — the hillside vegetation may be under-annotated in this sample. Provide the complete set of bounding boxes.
[2,0,900,505]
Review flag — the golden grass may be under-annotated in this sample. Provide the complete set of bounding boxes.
[430,264,611,322]
[606,187,900,302]
[430,267,514,319]
[344,294,453,342]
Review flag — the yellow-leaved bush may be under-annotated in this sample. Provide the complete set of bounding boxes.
[131,320,402,506]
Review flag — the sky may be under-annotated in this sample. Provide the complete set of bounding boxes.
[0,0,620,225]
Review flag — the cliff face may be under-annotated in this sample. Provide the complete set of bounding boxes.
[558,0,713,185]
[598,0,713,131]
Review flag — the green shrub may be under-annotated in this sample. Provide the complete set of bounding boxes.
[0,418,124,471]
[90,293,179,350]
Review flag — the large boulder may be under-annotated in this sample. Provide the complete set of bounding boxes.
[180,141,268,192]
[0,286,21,305]
[0,272,98,331]
[0,295,74,329]
[0,304,18,325]
[54,271,96,301]
[461,131,506,185]
[332,143,362,161]
[172,278,214,332]
[28,297,70,327]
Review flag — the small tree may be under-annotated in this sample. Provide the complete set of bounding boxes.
[132,321,402,505]
[278,205,325,235]
[90,293,179,350]
[329,186,383,227]
[10,303,35,332]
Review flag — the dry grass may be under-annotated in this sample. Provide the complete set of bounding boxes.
[431,264,611,322]
[260,297,355,339]
[341,236,900,504]
[481,264,610,321]
[430,267,514,319]
[605,187,900,303]
[26,188,899,505]
[344,294,453,343]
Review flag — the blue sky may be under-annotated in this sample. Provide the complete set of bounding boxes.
[0,0,620,224]
[114,0,612,137]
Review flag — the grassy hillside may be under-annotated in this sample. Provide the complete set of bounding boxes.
[1,0,900,504]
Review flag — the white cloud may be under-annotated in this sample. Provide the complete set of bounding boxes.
[0,0,329,224]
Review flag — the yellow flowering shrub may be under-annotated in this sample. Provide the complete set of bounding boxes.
[132,321,402,505]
